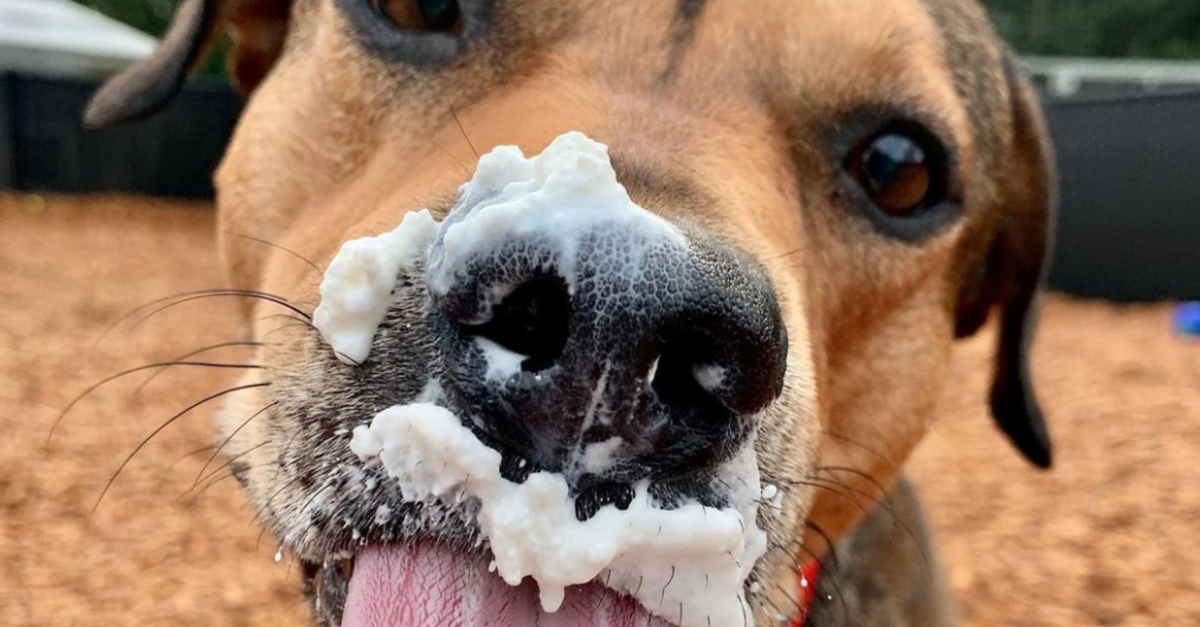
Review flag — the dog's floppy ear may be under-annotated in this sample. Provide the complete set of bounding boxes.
[84,0,291,128]
[954,53,1057,469]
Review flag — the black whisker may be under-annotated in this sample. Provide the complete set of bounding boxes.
[594,572,611,611]
[258,313,314,326]
[185,441,274,503]
[448,105,480,159]
[333,349,363,367]
[424,137,473,178]
[93,382,271,512]
[820,429,898,471]
[256,523,272,553]
[131,292,311,332]
[155,444,215,491]
[193,401,278,488]
[223,231,322,274]
[183,468,241,499]
[770,246,807,261]
[188,455,288,505]
[801,520,851,622]
[262,319,317,339]
[796,472,933,574]
[134,341,263,397]
[93,288,306,347]
[757,586,791,623]
[812,465,889,498]
[48,361,264,446]
[803,520,839,574]
[806,478,877,516]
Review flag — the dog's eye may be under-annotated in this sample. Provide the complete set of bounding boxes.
[846,124,948,217]
[371,0,462,32]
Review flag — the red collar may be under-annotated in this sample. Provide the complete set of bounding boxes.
[789,560,822,627]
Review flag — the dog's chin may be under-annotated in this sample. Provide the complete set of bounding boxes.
[305,541,672,627]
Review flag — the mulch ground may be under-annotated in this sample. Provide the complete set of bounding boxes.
[2,193,1197,626]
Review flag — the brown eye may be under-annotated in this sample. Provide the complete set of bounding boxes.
[371,0,461,32]
[846,126,947,216]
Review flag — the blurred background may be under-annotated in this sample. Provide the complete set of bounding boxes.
[1,1,1198,626]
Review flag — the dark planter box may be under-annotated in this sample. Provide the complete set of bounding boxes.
[1044,92,1200,301]
[0,72,241,199]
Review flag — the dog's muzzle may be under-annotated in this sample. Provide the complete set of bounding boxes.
[314,134,790,627]
[427,200,788,496]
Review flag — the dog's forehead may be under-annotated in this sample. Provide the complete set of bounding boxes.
[313,0,1001,120]
[534,0,995,164]
[565,0,981,102]
[699,0,982,135]
[276,0,1010,182]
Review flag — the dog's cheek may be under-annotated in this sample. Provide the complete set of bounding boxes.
[239,276,457,556]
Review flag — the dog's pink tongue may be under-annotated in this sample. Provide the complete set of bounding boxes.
[342,543,671,627]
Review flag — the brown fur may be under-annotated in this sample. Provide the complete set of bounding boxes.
[86,0,1055,624]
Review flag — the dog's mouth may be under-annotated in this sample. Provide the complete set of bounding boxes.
[305,542,672,627]
[287,402,765,627]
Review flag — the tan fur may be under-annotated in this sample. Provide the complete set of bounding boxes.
[95,0,1053,624]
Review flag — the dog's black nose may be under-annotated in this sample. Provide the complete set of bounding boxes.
[427,220,787,484]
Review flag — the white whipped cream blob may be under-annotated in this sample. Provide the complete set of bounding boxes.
[350,403,767,627]
[426,130,686,299]
[312,209,439,364]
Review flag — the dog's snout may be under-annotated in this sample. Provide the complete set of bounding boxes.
[430,220,787,484]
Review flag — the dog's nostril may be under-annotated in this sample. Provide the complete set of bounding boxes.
[467,275,570,372]
[651,337,724,416]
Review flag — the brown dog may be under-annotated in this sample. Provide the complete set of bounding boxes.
[86,0,1054,625]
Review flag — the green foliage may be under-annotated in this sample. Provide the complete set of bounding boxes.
[75,0,179,37]
[981,0,1200,59]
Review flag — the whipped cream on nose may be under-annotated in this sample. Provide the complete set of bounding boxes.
[313,131,683,363]
[312,208,438,364]
[314,132,769,627]
[424,130,685,302]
